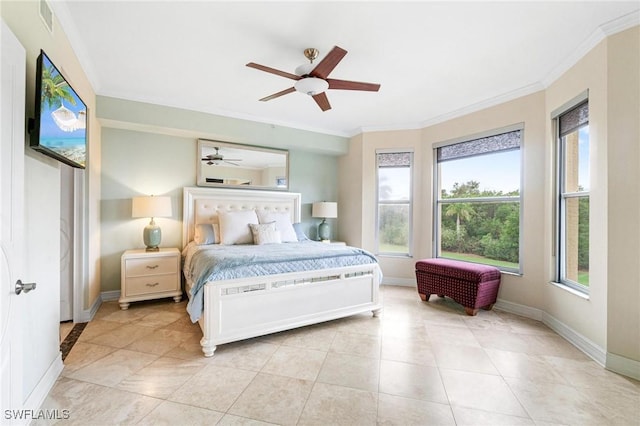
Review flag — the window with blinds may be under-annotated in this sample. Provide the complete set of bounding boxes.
[434,127,522,273]
[556,100,590,291]
[376,151,413,256]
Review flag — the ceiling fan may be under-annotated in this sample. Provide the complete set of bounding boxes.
[246,46,381,111]
[201,147,242,166]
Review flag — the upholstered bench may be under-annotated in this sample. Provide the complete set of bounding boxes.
[415,258,501,316]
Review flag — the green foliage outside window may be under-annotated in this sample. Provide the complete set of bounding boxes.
[440,180,520,265]
[378,204,409,252]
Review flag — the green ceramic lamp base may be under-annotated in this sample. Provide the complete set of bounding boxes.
[318,219,330,241]
[143,219,162,251]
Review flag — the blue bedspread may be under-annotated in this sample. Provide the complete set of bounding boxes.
[183,241,379,322]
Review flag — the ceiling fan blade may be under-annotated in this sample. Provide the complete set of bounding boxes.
[327,78,381,92]
[310,46,347,79]
[246,62,301,81]
[312,92,331,111]
[259,87,296,102]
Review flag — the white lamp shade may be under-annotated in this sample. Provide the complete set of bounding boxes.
[312,202,337,219]
[132,196,172,218]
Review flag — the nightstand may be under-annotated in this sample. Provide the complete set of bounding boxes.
[119,248,182,310]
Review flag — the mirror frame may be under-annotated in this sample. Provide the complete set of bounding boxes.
[197,139,289,191]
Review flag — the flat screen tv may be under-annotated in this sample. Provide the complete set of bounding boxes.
[30,50,87,169]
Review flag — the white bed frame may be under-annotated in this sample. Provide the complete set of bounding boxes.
[182,187,382,357]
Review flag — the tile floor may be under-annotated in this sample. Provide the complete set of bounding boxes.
[40,285,639,425]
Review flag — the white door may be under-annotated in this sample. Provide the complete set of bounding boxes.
[0,19,27,422]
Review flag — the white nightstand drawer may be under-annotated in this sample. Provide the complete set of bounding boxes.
[125,274,177,297]
[125,256,177,277]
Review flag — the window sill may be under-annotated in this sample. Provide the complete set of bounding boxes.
[549,281,590,300]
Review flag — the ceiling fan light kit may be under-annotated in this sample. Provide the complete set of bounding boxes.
[246,45,380,111]
[294,77,329,96]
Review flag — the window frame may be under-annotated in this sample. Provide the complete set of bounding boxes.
[433,124,524,274]
[554,94,590,294]
[375,149,414,257]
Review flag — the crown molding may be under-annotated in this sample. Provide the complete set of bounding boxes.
[49,1,102,93]
[355,12,639,137]
[542,10,639,88]
[357,82,543,136]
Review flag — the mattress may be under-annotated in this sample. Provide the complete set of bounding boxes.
[182,241,379,322]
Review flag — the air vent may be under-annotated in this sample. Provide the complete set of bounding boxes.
[39,0,53,34]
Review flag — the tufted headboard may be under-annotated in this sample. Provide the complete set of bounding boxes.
[182,186,302,247]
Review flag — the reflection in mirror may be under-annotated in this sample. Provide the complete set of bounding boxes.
[197,139,289,190]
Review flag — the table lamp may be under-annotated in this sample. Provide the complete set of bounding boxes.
[132,195,172,251]
[312,201,337,242]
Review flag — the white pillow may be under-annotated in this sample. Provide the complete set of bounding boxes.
[218,210,259,245]
[194,223,219,245]
[249,222,282,245]
[257,210,297,242]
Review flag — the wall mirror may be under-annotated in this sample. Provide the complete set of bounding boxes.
[197,139,289,190]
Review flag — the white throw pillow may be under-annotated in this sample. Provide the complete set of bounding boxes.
[249,222,282,245]
[257,210,298,242]
[218,210,259,245]
[194,223,219,245]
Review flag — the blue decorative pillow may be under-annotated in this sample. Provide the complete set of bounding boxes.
[293,223,311,241]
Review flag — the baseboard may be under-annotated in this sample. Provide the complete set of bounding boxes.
[495,298,607,367]
[100,290,121,301]
[541,311,607,366]
[606,352,640,381]
[24,353,63,413]
[381,277,415,287]
[494,298,543,321]
[75,294,103,323]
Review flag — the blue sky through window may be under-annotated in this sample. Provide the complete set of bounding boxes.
[440,150,520,195]
[578,126,590,191]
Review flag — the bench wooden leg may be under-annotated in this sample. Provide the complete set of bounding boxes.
[419,293,429,301]
[464,307,479,316]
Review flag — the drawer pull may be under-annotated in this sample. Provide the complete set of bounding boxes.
[146,282,160,287]
[146,265,159,270]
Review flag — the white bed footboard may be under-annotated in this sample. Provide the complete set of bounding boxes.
[198,263,382,357]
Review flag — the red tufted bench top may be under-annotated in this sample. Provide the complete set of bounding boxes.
[415,258,501,282]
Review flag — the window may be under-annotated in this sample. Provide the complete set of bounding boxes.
[376,151,413,256]
[556,100,589,291]
[434,126,522,273]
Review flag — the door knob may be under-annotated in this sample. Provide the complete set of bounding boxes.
[15,279,36,295]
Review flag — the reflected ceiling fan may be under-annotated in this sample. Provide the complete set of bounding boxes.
[201,147,242,166]
[246,46,381,111]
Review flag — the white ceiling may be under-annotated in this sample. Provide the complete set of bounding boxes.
[52,1,639,137]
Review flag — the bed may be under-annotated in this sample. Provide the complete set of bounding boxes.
[181,186,382,357]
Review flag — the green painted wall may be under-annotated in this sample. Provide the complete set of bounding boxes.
[99,99,342,292]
